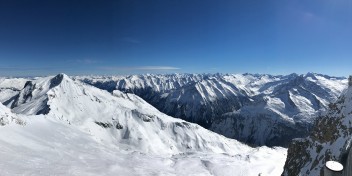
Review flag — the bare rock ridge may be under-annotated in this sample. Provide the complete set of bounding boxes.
[11,81,35,108]
[49,73,65,89]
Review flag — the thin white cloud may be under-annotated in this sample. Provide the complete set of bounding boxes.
[100,66,181,71]
[67,59,98,64]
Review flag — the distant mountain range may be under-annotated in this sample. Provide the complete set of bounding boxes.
[77,73,347,146]
[0,73,286,175]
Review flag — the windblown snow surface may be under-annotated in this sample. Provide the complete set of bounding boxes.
[0,74,286,176]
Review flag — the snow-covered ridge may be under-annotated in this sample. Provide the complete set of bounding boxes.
[0,73,288,175]
[3,73,249,154]
[76,73,347,146]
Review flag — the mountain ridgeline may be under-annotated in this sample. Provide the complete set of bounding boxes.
[77,73,347,147]
[282,76,352,176]
[0,73,251,154]
[0,73,288,175]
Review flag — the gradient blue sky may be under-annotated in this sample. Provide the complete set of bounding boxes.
[0,0,352,76]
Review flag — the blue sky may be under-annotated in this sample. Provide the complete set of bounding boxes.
[0,0,352,76]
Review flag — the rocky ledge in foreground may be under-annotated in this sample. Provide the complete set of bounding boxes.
[282,76,352,176]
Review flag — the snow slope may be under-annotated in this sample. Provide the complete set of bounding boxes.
[77,73,347,146]
[0,116,287,176]
[0,102,24,126]
[7,73,248,154]
[0,73,287,175]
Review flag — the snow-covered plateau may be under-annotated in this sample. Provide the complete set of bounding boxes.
[0,74,287,176]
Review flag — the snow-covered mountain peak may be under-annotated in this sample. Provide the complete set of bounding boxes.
[2,74,254,155]
[0,74,289,175]
[49,73,70,88]
[304,72,319,80]
[7,73,77,115]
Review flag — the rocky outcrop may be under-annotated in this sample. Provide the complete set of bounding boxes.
[10,81,35,108]
[282,80,352,175]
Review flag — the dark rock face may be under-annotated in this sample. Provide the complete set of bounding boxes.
[50,74,64,89]
[35,98,50,115]
[83,77,251,128]
[11,81,35,108]
[282,88,352,176]
[95,121,113,128]
[151,91,249,128]
[3,94,19,107]
[83,79,117,92]
[95,121,124,130]
[211,112,311,147]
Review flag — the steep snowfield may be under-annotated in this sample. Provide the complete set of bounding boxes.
[282,81,352,175]
[77,73,347,146]
[0,74,287,175]
[8,74,247,154]
[0,116,287,176]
